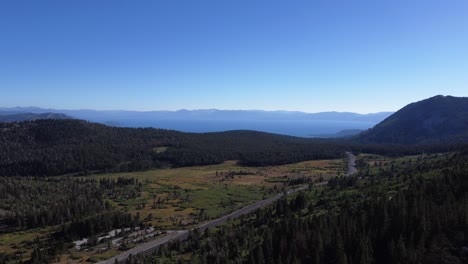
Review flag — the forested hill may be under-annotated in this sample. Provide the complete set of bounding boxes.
[0,112,71,122]
[0,119,349,176]
[0,119,179,176]
[1,117,462,177]
[358,95,468,144]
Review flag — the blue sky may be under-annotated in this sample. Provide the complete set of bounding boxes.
[1,0,467,113]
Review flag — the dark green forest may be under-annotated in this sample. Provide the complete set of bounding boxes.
[0,119,349,176]
[0,119,346,176]
[134,150,468,264]
[0,119,460,177]
[358,95,468,144]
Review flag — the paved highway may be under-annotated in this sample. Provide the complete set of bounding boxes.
[98,186,307,264]
[98,152,356,263]
[345,151,356,176]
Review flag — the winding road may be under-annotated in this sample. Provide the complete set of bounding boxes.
[345,151,356,176]
[97,152,356,264]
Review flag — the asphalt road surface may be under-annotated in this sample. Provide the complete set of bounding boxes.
[345,151,356,176]
[98,186,307,264]
[98,152,357,263]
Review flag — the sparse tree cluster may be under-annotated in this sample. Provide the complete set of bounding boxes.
[0,176,140,230]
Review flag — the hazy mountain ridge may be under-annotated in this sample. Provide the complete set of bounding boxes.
[0,107,392,122]
[3,95,467,144]
[311,129,364,138]
[0,107,392,137]
[359,95,468,144]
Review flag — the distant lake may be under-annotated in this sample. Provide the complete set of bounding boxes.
[105,119,376,137]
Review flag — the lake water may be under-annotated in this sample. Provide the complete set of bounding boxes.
[107,119,376,137]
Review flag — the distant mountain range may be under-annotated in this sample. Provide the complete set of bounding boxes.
[2,95,467,143]
[359,95,468,144]
[0,107,392,122]
[0,107,393,137]
[0,95,466,176]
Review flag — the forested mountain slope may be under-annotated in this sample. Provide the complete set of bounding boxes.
[0,119,179,176]
[359,95,468,144]
[0,119,348,176]
[0,117,464,176]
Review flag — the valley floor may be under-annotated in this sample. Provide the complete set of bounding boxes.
[0,158,345,263]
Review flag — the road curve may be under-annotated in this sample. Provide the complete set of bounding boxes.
[345,151,356,176]
[98,186,307,264]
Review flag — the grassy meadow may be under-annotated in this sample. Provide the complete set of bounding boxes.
[0,158,345,263]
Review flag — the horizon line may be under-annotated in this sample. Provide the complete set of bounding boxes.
[1,106,396,115]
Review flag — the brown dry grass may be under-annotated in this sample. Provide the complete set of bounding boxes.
[7,158,346,264]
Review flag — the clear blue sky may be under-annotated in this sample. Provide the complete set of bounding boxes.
[1,0,467,113]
